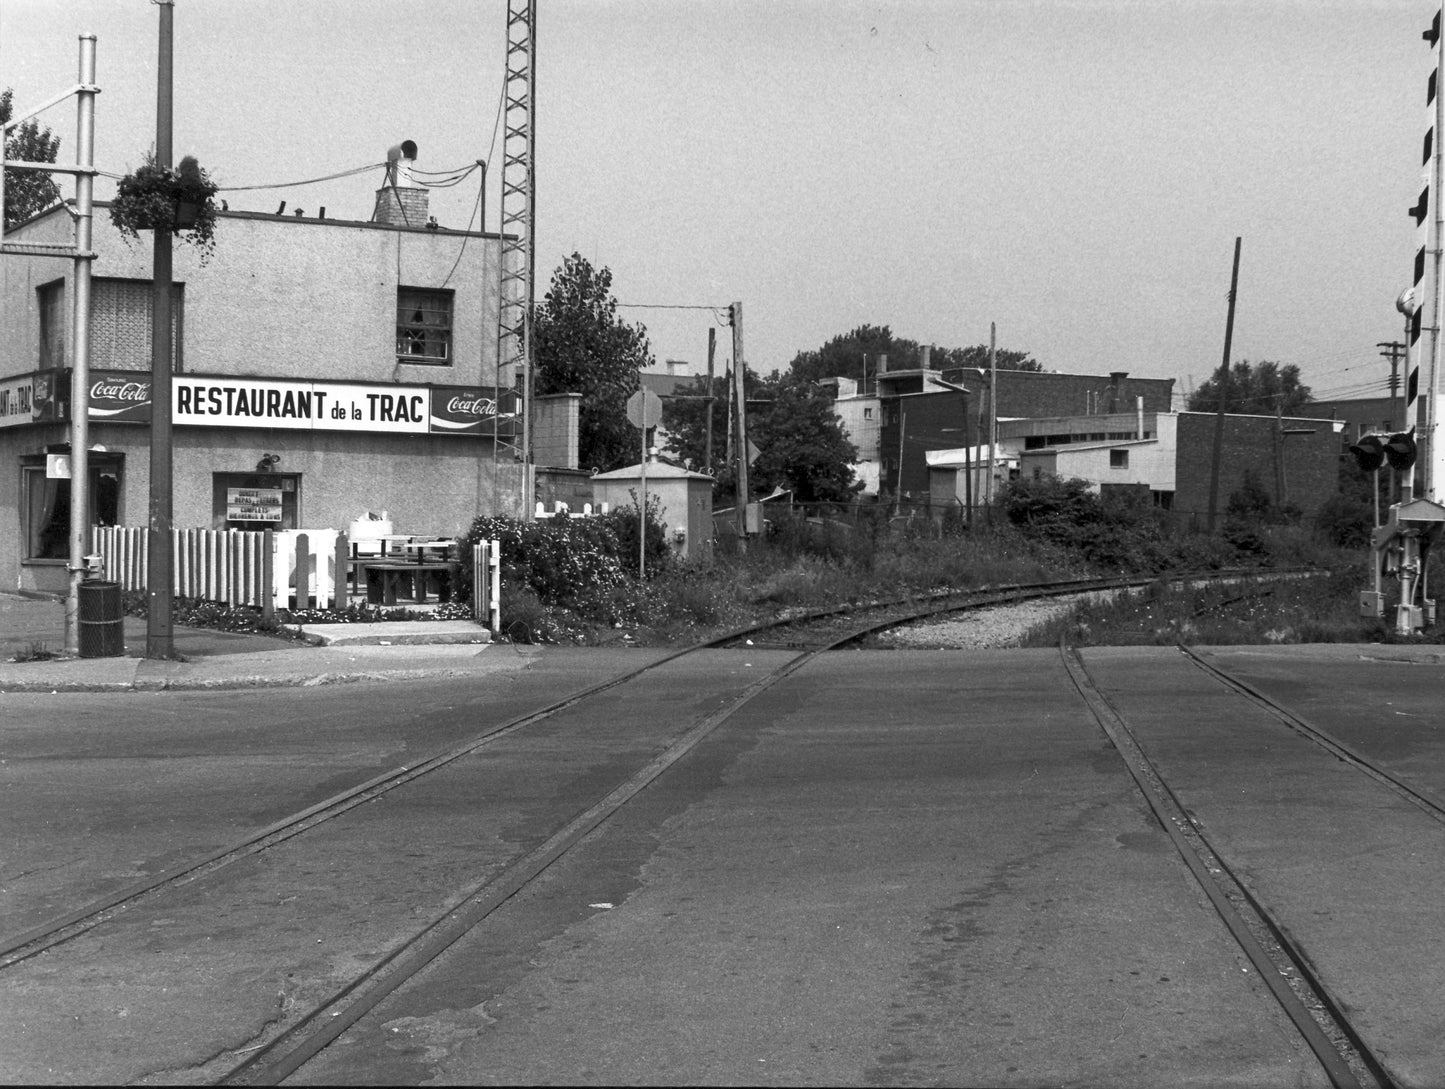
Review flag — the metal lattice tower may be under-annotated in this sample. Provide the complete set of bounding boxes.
[498,0,536,511]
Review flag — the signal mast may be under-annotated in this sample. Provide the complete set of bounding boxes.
[1354,9,1445,634]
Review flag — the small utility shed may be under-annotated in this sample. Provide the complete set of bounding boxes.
[591,459,714,560]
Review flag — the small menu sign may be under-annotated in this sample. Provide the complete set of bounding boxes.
[226,487,283,522]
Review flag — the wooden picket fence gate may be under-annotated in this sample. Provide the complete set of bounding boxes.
[92,526,503,633]
[91,526,346,618]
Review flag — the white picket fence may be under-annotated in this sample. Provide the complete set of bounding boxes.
[534,501,609,518]
[91,526,502,633]
[91,526,345,615]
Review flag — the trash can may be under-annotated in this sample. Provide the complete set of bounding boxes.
[78,579,124,658]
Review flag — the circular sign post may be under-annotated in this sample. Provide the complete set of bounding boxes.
[625,389,664,577]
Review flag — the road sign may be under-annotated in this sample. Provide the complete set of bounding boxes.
[626,388,663,429]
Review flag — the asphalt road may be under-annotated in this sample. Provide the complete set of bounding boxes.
[4,644,1442,1085]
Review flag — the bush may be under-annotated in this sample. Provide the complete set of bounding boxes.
[460,498,669,624]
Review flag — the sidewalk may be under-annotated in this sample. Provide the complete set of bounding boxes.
[0,592,501,693]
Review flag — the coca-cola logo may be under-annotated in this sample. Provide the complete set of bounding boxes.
[445,396,497,417]
[91,379,150,401]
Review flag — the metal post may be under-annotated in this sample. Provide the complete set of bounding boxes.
[64,35,98,656]
[1430,17,1445,502]
[639,424,647,579]
[146,0,175,658]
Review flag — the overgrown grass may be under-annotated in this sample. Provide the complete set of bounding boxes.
[1019,563,1440,647]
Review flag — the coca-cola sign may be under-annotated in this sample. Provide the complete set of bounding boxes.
[89,372,152,422]
[430,386,519,436]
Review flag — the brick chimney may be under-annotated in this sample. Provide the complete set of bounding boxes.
[374,139,430,227]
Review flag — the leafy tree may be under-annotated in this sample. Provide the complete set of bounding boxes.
[531,253,654,472]
[662,368,860,504]
[1186,359,1311,416]
[749,371,861,503]
[1,89,61,227]
[786,323,1042,385]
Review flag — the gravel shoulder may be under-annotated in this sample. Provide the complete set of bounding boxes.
[876,590,1122,649]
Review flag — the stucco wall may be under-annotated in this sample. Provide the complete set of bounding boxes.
[2,205,504,386]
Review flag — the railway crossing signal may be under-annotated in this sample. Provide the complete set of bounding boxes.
[1348,434,1386,473]
[1384,429,1419,473]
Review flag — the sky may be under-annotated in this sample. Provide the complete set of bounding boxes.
[0,0,1435,405]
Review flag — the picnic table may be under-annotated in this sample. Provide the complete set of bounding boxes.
[351,535,455,604]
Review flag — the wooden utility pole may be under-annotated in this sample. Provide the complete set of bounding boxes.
[705,326,716,475]
[1379,339,1406,429]
[1206,237,1242,533]
[147,0,176,658]
[732,301,749,540]
[987,321,997,509]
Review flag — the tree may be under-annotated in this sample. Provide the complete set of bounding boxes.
[749,371,861,503]
[1,88,61,228]
[786,324,1042,386]
[1186,359,1311,416]
[531,253,654,472]
[662,368,861,504]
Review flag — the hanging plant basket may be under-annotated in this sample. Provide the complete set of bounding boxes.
[109,153,219,263]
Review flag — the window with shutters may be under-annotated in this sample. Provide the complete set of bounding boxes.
[396,287,453,364]
[88,277,184,372]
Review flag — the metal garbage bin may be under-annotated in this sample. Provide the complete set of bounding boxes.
[78,579,124,658]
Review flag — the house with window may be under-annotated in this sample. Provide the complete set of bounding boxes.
[0,160,554,595]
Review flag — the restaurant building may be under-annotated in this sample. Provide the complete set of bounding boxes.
[0,162,550,595]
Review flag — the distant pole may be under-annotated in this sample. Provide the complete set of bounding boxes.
[146,0,175,659]
[987,322,997,510]
[705,326,716,475]
[962,388,973,526]
[1206,236,1242,533]
[639,424,647,579]
[732,301,748,541]
[1379,339,1406,428]
[895,411,906,516]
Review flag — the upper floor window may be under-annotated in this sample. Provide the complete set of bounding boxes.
[1110,449,1129,469]
[396,287,453,364]
[88,277,183,372]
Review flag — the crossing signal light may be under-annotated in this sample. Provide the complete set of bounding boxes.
[1384,429,1418,473]
[1348,434,1386,472]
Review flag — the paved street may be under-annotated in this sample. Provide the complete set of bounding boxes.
[7,623,1444,1085]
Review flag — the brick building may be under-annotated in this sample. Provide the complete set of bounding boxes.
[877,368,1176,498]
[0,154,572,595]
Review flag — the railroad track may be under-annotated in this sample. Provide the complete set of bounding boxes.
[1,567,1338,1084]
[1064,640,1445,1089]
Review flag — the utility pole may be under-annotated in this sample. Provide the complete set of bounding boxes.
[987,322,997,510]
[731,301,748,542]
[1379,339,1406,429]
[146,1,175,659]
[1207,237,1242,533]
[705,326,715,475]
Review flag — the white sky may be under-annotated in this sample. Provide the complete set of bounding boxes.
[0,0,1433,403]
